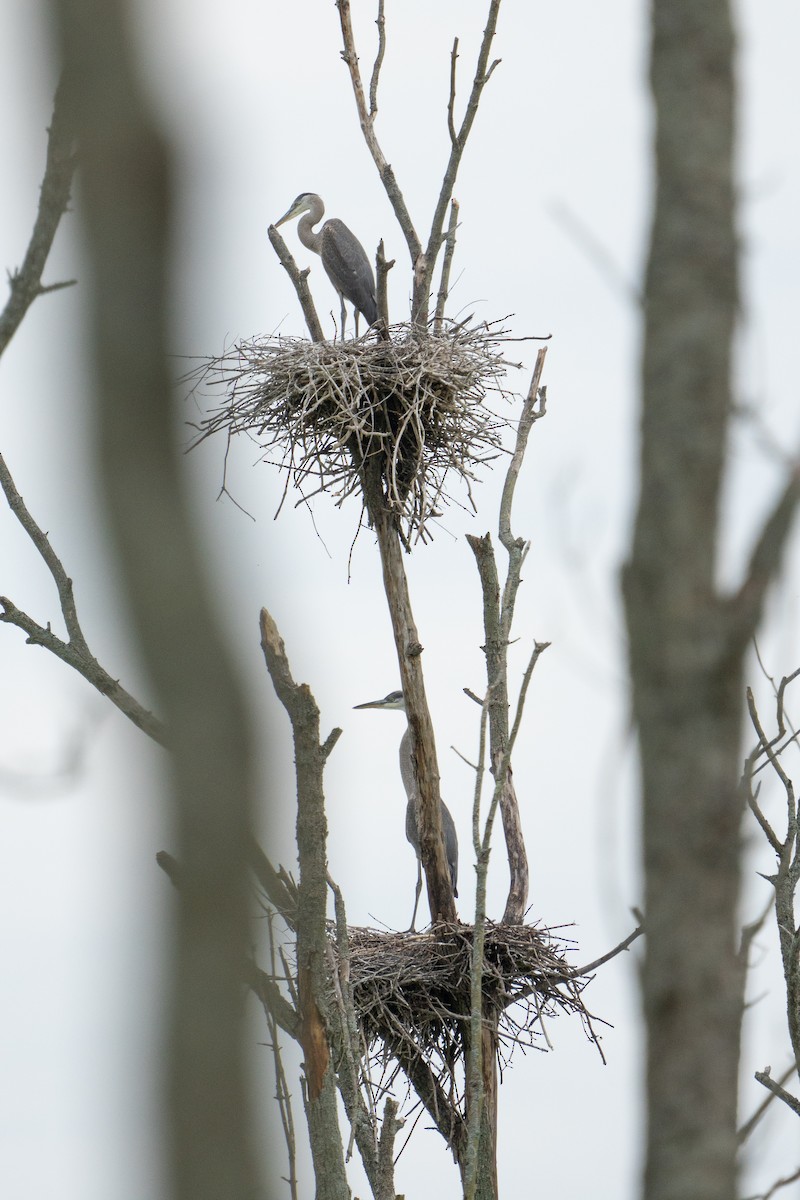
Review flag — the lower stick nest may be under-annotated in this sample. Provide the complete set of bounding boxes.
[189,321,519,542]
[338,922,606,1112]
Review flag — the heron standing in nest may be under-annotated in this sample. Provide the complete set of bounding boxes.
[354,689,458,930]
[274,192,378,337]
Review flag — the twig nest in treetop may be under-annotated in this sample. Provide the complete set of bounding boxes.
[189,320,524,544]
[325,921,606,1118]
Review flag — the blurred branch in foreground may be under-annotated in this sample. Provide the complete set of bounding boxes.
[46,1,270,1198]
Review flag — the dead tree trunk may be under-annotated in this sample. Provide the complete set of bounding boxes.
[361,459,457,925]
[623,4,799,1197]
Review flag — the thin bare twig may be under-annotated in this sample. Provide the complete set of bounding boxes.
[337,0,502,324]
[434,199,460,332]
[368,0,387,117]
[463,686,493,1200]
[447,39,460,148]
[0,450,86,650]
[375,239,394,330]
[754,1070,800,1120]
[0,452,165,745]
[336,0,422,267]
[0,75,77,360]
[727,464,800,656]
[418,0,502,324]
[745,678,800,1082]
[742,1163,800,1200]
[565,922,644,977]
[265,911,299,1200]
[498,348,547,553]
[738,1063,797,1144]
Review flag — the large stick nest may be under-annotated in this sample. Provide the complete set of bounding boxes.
[188,321,521,542]
[338,922,606,1110]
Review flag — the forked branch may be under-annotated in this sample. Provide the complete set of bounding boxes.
[0,451,165,745]
[337,0,502,324]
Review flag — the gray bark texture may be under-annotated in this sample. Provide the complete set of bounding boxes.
[259,611,352,1200]
[623,4,745,1198]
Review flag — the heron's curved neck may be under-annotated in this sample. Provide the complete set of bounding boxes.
[298,197,325,254]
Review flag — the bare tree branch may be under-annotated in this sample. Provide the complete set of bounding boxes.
[447,39,460,148]
[1,450,89,652]
[738,1063,797,1144]
[359,459,457,924]
[264,911,300,1200]
[742,1163,800,1200]
[376,1099,403,1199]
[259,607,351,1200]
[498,349,547,554]
[375,239,394,331]
[0,594,165,744]
[754,1069,800,1120]
[336,0,422,267]
[727,466,800,655]
[0,75,77,360]
[565,922,645,978]
[433,199,459,332]
[337,0,501,324]
[418,0,502,324]
[268,225,325,342]
[368,0,386,117]
[744,681,800,1081]
[0,451,165,745]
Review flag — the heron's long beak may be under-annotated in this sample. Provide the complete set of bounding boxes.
[353,698,386,710]
[274,202,301,228]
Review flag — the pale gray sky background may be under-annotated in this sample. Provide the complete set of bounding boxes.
[2,2,800,1197]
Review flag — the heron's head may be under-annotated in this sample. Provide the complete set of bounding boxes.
[274,192,317,227]
[353,690,406,712]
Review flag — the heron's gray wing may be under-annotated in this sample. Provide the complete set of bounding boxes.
[405,799,420,856]
[321,219,378,326]
[440,800,459,896]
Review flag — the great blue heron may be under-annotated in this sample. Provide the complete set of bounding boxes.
[354,689,458,931]
[274,192,378,337]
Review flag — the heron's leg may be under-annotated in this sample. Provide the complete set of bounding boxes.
[340,295,347,340]
[354,309,361,338]
[408,859,422,933]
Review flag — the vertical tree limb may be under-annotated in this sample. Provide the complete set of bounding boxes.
[268,225,325,343]
[259,608,351,1200]
[433,199,459,332]
[360,461,457,924]
[466,348,547,926]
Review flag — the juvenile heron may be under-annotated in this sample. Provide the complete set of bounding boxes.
[354,689,458,931]
[274,192,378,336]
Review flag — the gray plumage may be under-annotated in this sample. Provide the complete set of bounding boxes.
[354,689,458,929]
[275,191,378,332]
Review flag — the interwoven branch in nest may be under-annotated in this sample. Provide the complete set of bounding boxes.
[188,321,521,541]
[335,922,606,1117]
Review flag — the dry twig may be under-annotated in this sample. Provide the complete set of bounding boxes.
[0,75,76,359]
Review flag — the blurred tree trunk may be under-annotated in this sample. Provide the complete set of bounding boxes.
[47,3,269,1198]
[624,4,742,1198]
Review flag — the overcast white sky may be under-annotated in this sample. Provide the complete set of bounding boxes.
[2,2,800,1198]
